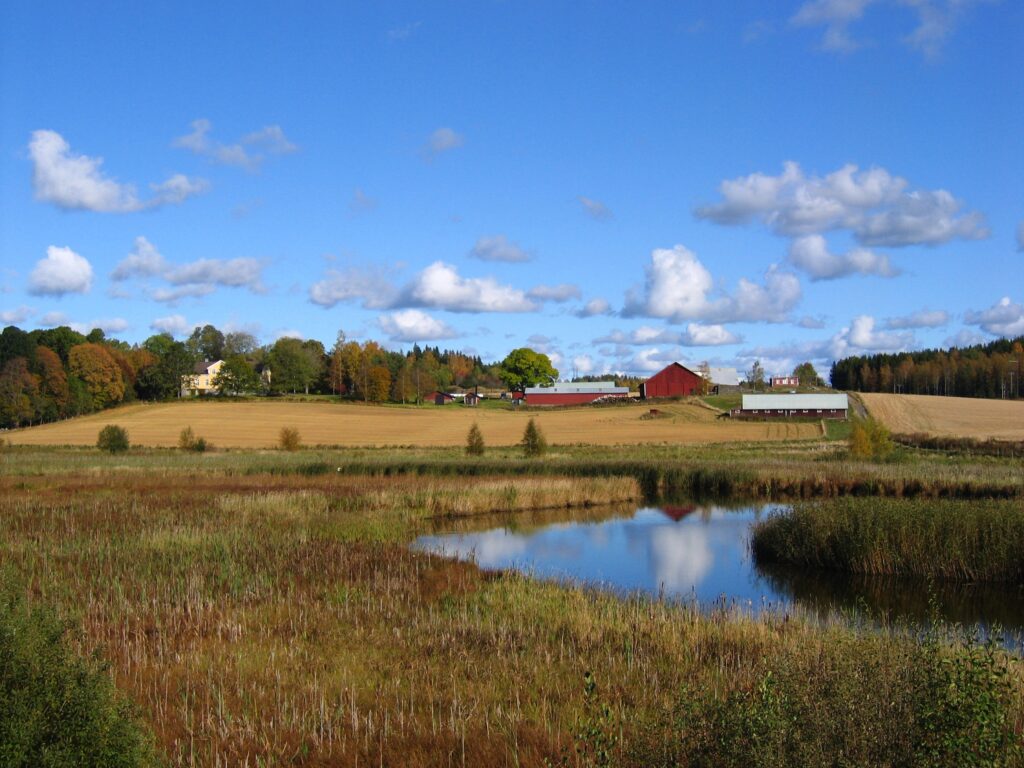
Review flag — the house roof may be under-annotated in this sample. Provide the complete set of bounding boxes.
[193,360,221,374]
[742,393,848,410]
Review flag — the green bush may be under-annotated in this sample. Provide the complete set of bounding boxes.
[0,588,159,767]
[520,418,546,458]
[178,426,209,453]
[849,417,894,460]
[96,425,129,454]
[465,423,485,456]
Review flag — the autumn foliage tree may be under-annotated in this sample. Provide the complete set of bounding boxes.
[69,344,125,410]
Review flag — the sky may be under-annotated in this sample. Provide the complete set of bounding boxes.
[2,0,1022,380]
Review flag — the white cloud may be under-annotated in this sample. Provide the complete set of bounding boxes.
[173,119,296,170]
[112,236,167,281]
[681,323,741,346]
[964,297,1024,337]
[309,266,395,309]
[1,306,33,324]
[797,315,827,329]
[29,246,93,296]
[622,245,801,324]
[578,196,613,221]
[848,314,913,350]
[398,262,537,313]
[788,234,897,280]
[40,311,68,326]
[882,309,949,329]
[29,130,206,212]
[150,314,191,337]
[528,283,581,303]
[696,162,987,247]
[349,187,378,214]
[86,317,130,335]
[572,355,595,375]
[619,347,681,373]
[469,234,532,263]
[791,0,985,58]
[791,0,878,52]
[944,329,988,348]
[378,309,458,342]
[575,297,613,317]
[150,284,217,303]
[424,127,464,158]
[164,257,265,290]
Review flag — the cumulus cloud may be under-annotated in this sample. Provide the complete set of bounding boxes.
[423,127,464,158]
[150,284,217,303]
[797,315,827,329]
[112,236,167,281]
[309,266,396,309]
[622,245,801,324]
[788,234,897,279]
[696,161,987,247]
[791,0,878,52]
[173,119,296,170]
[150,314,191,337]
[598,323,739,348]
[882,309,949,329]
[164,258,265,290]
[944,329,988,348]
[29,130,206,212]
[618,347,682,373]
[29,246,93,296]
[964,297,1024,337]
[0,306,33,324]
[469,234,532,263]
[378,309,458,342]
[681,323,742,346]
[527,283,581,302]
[578,196,613,221]
[572,355,595,375]
[847,314,913,350]
[575,297,613,317]
[398,262,537,313]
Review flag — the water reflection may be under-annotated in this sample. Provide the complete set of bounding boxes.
[412,503,1024,647]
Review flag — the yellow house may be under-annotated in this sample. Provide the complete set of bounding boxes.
[181,360,224,397]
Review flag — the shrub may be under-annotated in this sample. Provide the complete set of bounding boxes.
[520,418,547,458]
[0,588,159,766]
[96,425,129,454]
[849,417,894,460]
[279,426,302,451]
[178,426,210,452]
[465,423,485,456]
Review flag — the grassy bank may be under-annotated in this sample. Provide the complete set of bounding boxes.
[1,464,1022,766]
[752,498,1024,581]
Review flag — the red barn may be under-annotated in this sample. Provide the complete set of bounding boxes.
[640,362,704,399]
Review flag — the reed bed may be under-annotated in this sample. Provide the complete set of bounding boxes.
[1,470,1022,766]
[752,498,1024,581]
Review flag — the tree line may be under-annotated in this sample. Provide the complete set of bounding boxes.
[0,323,565,429]
[829,336,1024,399]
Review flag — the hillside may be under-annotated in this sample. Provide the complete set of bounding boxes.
[5,399,820,448]
[860,393,1024,440]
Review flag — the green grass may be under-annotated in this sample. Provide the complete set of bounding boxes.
[702,393,741,411]
[752,498,1024,581]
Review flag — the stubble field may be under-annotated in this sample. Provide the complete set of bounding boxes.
[5,399,821,448]
[860,393,1024,440]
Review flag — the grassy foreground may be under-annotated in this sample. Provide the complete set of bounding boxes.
[1,447,1023,766]
[752,498,1024,581]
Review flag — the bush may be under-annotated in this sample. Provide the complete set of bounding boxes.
[0,588,159,766]
[279,426,302,451]
[178,426,210,452]
[96,425,129,454]
[520,418,546,458]
[465,423,485,456]
[849,417,894,460]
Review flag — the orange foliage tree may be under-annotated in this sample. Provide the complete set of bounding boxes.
[69,343,125,410]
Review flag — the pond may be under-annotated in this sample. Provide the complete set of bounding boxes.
[412,503,1024,648]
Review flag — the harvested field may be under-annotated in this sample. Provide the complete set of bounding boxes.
[5,399,821,448]
[860,393,1024,440]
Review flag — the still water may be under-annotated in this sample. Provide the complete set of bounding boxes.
[412,504,1024,647]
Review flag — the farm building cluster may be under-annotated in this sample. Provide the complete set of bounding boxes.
[181,358,848,420]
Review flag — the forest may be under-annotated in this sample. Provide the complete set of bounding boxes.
[829,336,1024,399]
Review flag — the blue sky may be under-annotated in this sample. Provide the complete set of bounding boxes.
[2,0,1022,378]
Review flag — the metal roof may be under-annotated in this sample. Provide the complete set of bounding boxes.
[525,382,629,395]
[741,393,848,410]
[706,367,740,385]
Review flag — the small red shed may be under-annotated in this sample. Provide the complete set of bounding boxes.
[640,362,704,399]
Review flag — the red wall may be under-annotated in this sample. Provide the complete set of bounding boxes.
[642,364,703,398]
[526,392,627,406]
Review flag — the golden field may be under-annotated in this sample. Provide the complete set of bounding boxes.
[4,399,820,448]
[860,393,1024,440]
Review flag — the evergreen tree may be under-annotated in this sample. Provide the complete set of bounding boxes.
[466,423,485,456]
[520,418,546,457]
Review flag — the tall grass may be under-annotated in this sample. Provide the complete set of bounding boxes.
[752,498,1024,581]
